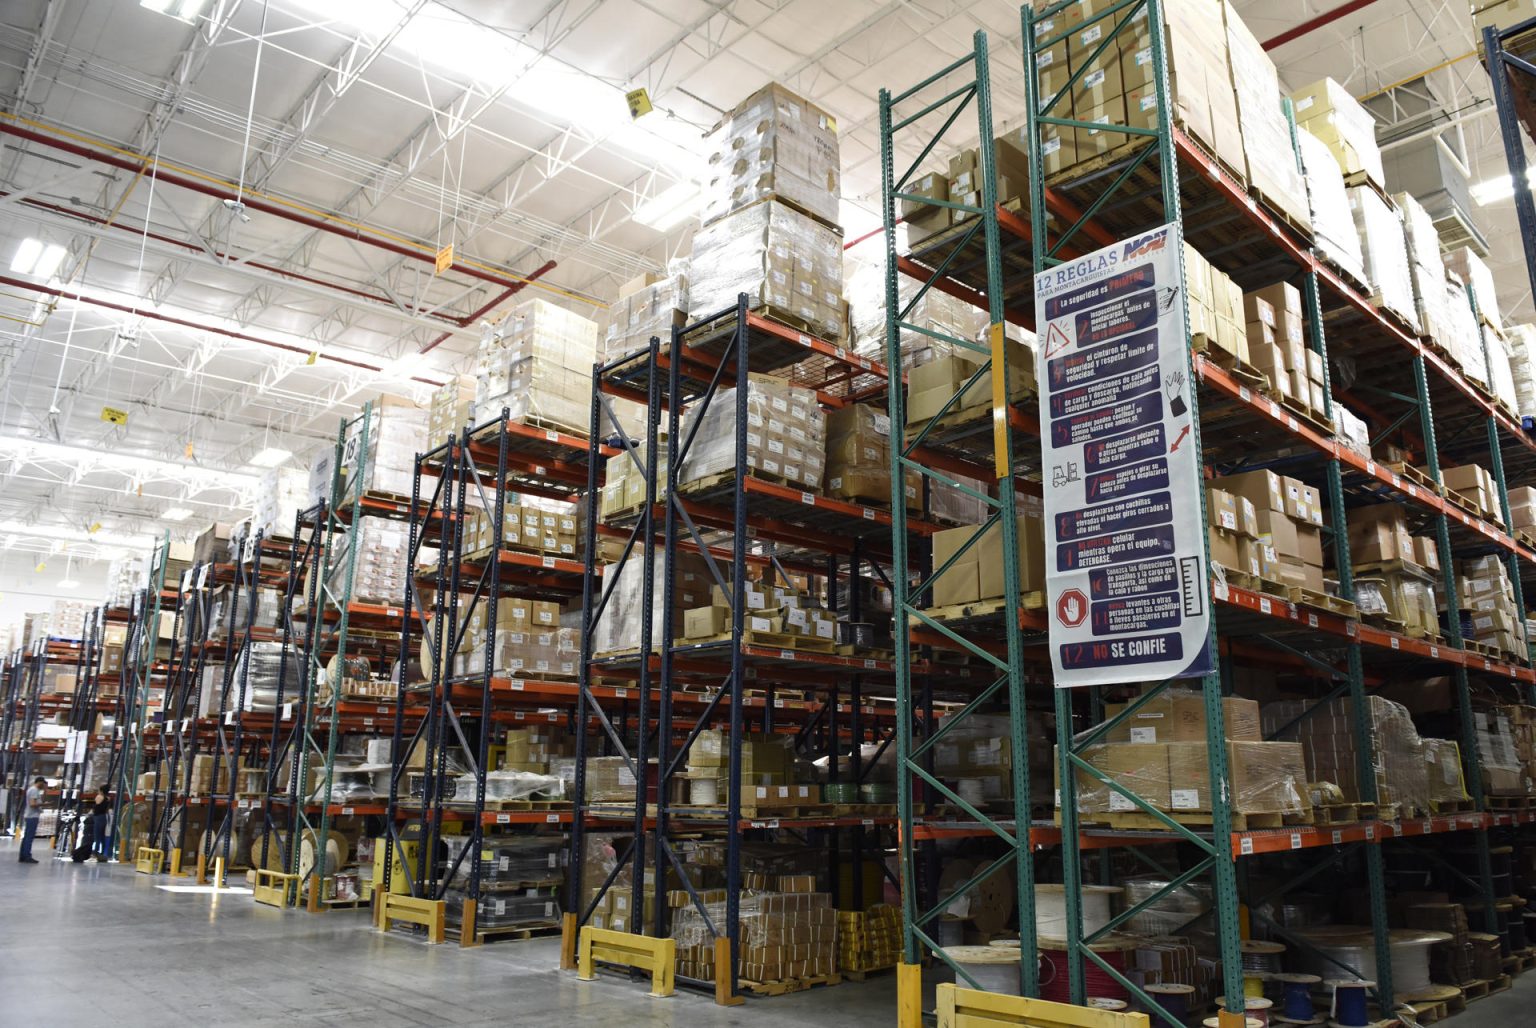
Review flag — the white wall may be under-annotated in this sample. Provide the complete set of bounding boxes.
[0,550,112,636]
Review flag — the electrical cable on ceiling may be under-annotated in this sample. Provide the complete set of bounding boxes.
[230,0,271,227]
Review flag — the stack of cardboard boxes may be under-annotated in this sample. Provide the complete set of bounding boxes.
[927,509,1046,609]
[902,140,1029,246]
[312,395,425,500]
[474,299,605,436]
[1507,324,1536,416]
[249,467,309,541]
[324,516,416,605]
[1242,282,1329,418]
[1446,246,1502,330]
[700,82,840,230]
[1057,690,1309,820]
[1029,0,1245,181]
[1459,554,1526,658]
[683,582,838,647]
[1348,502,1440,638]
[1261,695,1431,816]
[1293,124,1368,286]
[1395,192,1454,350]
[678,373,827,491]
[597,438,667,521]
[1346,186,1417,326]
[1204,482,1261,582]
[1224,2,1312,227]
[452,598,576,681]
[837,904,901,973]
[1421,738,1472,811]
[1434,463,1503,524]
[844,252,987,366]
[904,337,1035,429]
[49,600,90,640]
[1184,243,1248,366]
[462,501,580,560]
[1209,469,1325,593]
[597,270,688,363]
[823,404,920,510]
[740,888,839,982]
[425,375,475,445]
[1474,707,1531,796]
[1507,485,1536,535]
[592,551,712,656]
[1288,77,1385,191]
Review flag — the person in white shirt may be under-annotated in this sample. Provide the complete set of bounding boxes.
[18,776,44,863]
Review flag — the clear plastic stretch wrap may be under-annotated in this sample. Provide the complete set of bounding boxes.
[843,252,989,366]
[932,713,1014,805]
[473,298,606,435]
[341,398,426,498]
[1261,695,1430,815]
[1346,186,1416,325]
[456,627,578,679]
[1421,738,1471,807]
[251,467,309,538]
[1121,876,1213,936]
[443,884,560,928]
[1488,328,1518,413]
[1333,402,1372,459]
[1057,738,1307,817]
[1224,4,1312,229]
[236,640,302,712]
[592,549,712,655]
[1295,127,1366,285]
[1474,709,1531,795]
[105,554,146,608]
[212,586,281,639]
[1445,276,1489,385]
[701,82,840,229]
[1446,246,1501,327]
[1507,323,1536,414]
[323,515,417,604]
[445,834,565,887]
[1395,191,1452,345]
[672,890,838,981]
[598,267,688,362]
[677,373,826,489]
[455,769,565,802]
[687,199,845,341]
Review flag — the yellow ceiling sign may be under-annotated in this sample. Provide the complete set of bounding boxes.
[626,88,653,119]
[101,406,128,426]
[434,244,454,275]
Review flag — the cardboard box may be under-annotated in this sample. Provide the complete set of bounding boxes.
[1106,743,1171,812]
[1216,470,1285,515]
[1103,693,1260,744]
[684,606,731,639]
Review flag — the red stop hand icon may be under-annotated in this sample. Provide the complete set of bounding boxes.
[1057,588,1088,628]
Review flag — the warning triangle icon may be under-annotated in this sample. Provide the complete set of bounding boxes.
[1044,322,1071,359]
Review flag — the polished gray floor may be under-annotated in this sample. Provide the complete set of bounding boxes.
[5,835,1531,1026]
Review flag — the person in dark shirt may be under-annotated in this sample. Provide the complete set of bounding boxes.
[89,790,111,861]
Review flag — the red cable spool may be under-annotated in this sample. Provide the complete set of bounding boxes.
[1037,934,1135,1006]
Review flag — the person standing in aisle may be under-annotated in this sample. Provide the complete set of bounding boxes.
[18,776,45,863]
[89,790,111,861]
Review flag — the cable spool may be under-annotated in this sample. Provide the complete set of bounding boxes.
[1326,979,1372,1028]
[1038,933,1135,1006]
[1034,883,1122,937]
[249,829,288,872]
[822,782,858,804]
[1203,1018,1263,1028]
[1088,998,1129,1012]
[936,916,965,948]
[1295,927,1448,996]
[1241,939,1286,977]
[1270,973,1323,1026]
[945,944,1022,996]
[1217,995,1274,1027]
[299,828,349,880]
[688,775,719,805]
[1143,983,1195,1028]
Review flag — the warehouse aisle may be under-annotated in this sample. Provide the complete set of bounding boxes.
[0,842,890,1027]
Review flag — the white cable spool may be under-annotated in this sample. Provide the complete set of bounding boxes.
[945,945,1022,996]
[298,829,349,880]
[957,779,985,806]
[689,776,719,805]
[1294,927,1449,996]
[1034,883,1121,937]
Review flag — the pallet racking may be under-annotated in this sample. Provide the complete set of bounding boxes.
[877,2,1536,1023]
[563,305,914,1001]
[114,537,173,863]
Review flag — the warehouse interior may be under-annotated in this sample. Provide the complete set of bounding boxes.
[7,1,1536,1025]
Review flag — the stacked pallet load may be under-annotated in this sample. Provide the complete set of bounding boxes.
[49,599,90,640]
[104,554,145,608]
[249,467,309,542]
[462,498,580,560]
[1459,555,1526,659]
[1507,323,1536,416]
[844,251,987,366]
[1447,245,1503,329]
[690,82,843,340]
[1292,121,1368,285]
[441,835,565,935]
[903,336,1034,433]
[1222,0,1311,227]
[1346,185,1417,327]
[1289,77,1385,192]
[1349,502,1440,639]
[425,375,475,444]
[323,516,416,605]
[309,396,426,499]
[597,268,688,363]
[672,877,839,990]
[926,506,1046,612]
[1395,191,1455,351]
[1508,485,1536,540]
[596,435,666,520]
[591,550,712,657]
[1473,707,1535,798]
[823,404,920,510]
[1208,469,1325,596]
[1436,463,1504,525]
[677,372,827,492]
[1421,738,1474,813]
[902,139,1030,244]
[474,299,610,435]
[678,730,819,814]
[455,597,576,681]
[1260,695,1431,819]
[838,904,901,975]
[1243,281,1331,424]
[681,580,839,651]
[1030,0,1246,181]
[1185,242,1248,367]
[1057,690,1311,828]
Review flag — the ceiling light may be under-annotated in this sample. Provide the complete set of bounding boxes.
[0,436,260,491]
[249,446,293,468]
[160,507,194,522]
[1472,167,1536,206]
[633,182,701,232]
[0,521,153,551]
[10,237,66,278]
[140,0,208,23]
[56,579,80,589]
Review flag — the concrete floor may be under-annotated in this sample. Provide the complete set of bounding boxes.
[4,836,1531,1027]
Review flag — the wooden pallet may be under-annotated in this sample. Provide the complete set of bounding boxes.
[1079,808,1313,832]
[1313,802,1366,825]
[673,803,833,821]
[917,593,1047,626]
[1488,969,1518,989]
[1287,586,1358,619]
[834,645,893,660]
[476,799,574,811]
[1276,392,1336,436]
[1489,794,1536,810]
[477,920,563,941]
[739,972,842,996]
[826,804,897,817]
[685,629,837,654]
[1384,461,1437,493]
[1459,978,1492,1001]
[679,467,817,498]
[840,964,897,982]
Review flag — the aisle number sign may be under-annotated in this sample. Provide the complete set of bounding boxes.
[101,405,128,426]
[434,244,453,274]
[1034,222,1212,686]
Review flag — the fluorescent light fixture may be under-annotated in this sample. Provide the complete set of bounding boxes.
[160,507,194,522]
[140,0,208,23]
[248,446,293,468]
[1472,167,1536,206]
[0,521,152,551]
[11,237,66,278]
[0,435,260,491]
[56,579,80,589]
[633,182,701,232]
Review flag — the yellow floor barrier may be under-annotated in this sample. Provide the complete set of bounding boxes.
[936,984,1151,1028]
[577,926,675,998]
[133,847,164,874]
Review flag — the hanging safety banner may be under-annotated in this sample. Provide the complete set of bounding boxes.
[1035,222,1212,687]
